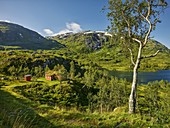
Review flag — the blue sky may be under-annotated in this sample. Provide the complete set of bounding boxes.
[0,0,169,48]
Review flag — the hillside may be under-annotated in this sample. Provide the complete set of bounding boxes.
[0,21,169,71]
[0,22,63,50]
[51,31,170,71]
[51,31,112,52]
[0,29,170,128]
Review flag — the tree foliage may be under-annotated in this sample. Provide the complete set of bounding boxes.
[106,0,168,113]
[107,0,167,42]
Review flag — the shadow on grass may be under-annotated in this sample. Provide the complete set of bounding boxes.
[0,89,57,128]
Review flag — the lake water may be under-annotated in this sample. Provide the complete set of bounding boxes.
[110,70,170,84]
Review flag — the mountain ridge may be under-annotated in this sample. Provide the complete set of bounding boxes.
[0,21,64,50]
[50,30,170,71]
[0,22,169,71]
[51,29,170,52]
[0,21,169,51]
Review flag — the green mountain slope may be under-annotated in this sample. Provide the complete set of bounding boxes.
[0,27,170,128]
[0,22,64,50]
[51,31,170,71]
[0,21,169,71]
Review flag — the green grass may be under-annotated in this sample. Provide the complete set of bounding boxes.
[36,77,60,86]
[0,89,56,128]
[1,79,170,128]
[0,79,64,128]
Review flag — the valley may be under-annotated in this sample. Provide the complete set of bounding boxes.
[0,22,170,127]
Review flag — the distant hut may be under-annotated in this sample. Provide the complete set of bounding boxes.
[45,71,56,81]
[24,74,31,81]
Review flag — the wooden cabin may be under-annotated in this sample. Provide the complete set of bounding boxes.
[45,74,56,81]
[45,71,56,81]
[24,74,31,81]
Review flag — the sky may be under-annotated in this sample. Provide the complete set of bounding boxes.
[0,0,170,48]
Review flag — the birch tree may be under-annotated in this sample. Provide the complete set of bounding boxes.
[106,0,168,113]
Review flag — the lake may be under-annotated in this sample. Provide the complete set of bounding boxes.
[110,70,170,84]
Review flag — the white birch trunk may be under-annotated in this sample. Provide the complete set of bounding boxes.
[129,43,142,113]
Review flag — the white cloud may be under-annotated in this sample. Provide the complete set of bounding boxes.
[56,22,82,35]
[43,29,54,36]
[43,22,82,36]
[66,22,82,33]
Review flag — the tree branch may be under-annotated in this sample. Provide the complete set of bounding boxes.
[122,11,131,37]
[128,48,135,66]
[138,2,152,47]
[132,38,142,44]
[138,10,146,20]
[141,50,160,59]
[143,2,152,47]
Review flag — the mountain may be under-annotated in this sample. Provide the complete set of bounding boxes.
[0,21,169,71]
[51,31,170,71]
[52,30,169,52]
[51,30,113,52]
[0,22,63,50]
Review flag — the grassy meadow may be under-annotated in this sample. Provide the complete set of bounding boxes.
[0,76,170,127]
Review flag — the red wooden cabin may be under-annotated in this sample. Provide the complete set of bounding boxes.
[45,72,56,81]
[24,74,31,81]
